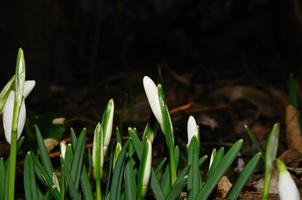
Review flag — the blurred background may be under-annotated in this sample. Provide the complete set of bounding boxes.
[1,0,302,87]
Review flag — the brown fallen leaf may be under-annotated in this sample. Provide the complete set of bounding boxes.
[278,149,302,167]
[217,176,232,198]
[285,105,302,154]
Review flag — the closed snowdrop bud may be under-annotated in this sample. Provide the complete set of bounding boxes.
[143,76,162,126]
[277,159,300,200]
[138,138,152,198]
[102,99,114,156]
[60,141,66,160]
[187,116,199,145]
[3,80,35,144]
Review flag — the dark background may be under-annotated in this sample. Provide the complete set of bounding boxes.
[1,0,302,91]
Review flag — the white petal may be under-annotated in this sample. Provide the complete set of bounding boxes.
[18,101,26,140]
[143,76,162,125]
[279,171,300,200]
[3,91,26,144]
[24,80,35,98]
[187,116,198,145]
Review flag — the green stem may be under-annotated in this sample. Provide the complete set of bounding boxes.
[262,168,271,200]
[8,129,17,200]
[96,179,102,200]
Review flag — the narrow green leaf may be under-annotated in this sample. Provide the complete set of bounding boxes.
[199,155,208,167]
[34,125,55,179]
[150,170,165,200]
[227,152,262,200]
[128,127,143,160]
[110,140,130,200]
[197,139,243,200]
[155,157,167,177]
[70,128,78,147]
[160,165,171,196]
[81,165,93,200]
[40,186,56,200]
[124,159,137,200]
[64,165,81,200]
[24,152,38,200]
[208,147,224,178]
[245,125,264,157]
[166,165,190,200]
[70,129,86,189]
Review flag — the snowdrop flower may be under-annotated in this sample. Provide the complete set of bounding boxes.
[3,80,35,144]
[187,116,199,145]
[277,159,300,200]
[102,99,114,155]
[143,76,162,126]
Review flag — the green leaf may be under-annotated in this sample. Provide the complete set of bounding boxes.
[208,147,224,178]
[199,155,208,167]
[262,123,279,200]
[34,125,55,179]
[245,125,264,158]
[128,127,143,160]
[110,140,130,200]
[40,186,56,200]
[64,165,81,200]
[124,158,137,200]
[150,170,165,200]
[70,128,86,189]
[0,75,14,114]
[197,139,243,200]
[166,165,190,200]
[24,152,38,200]
[81,165,93,200]
[160,165,171,196]
[226,152,262,200]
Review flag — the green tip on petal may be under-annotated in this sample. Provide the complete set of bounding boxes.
[276,159,287,173]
